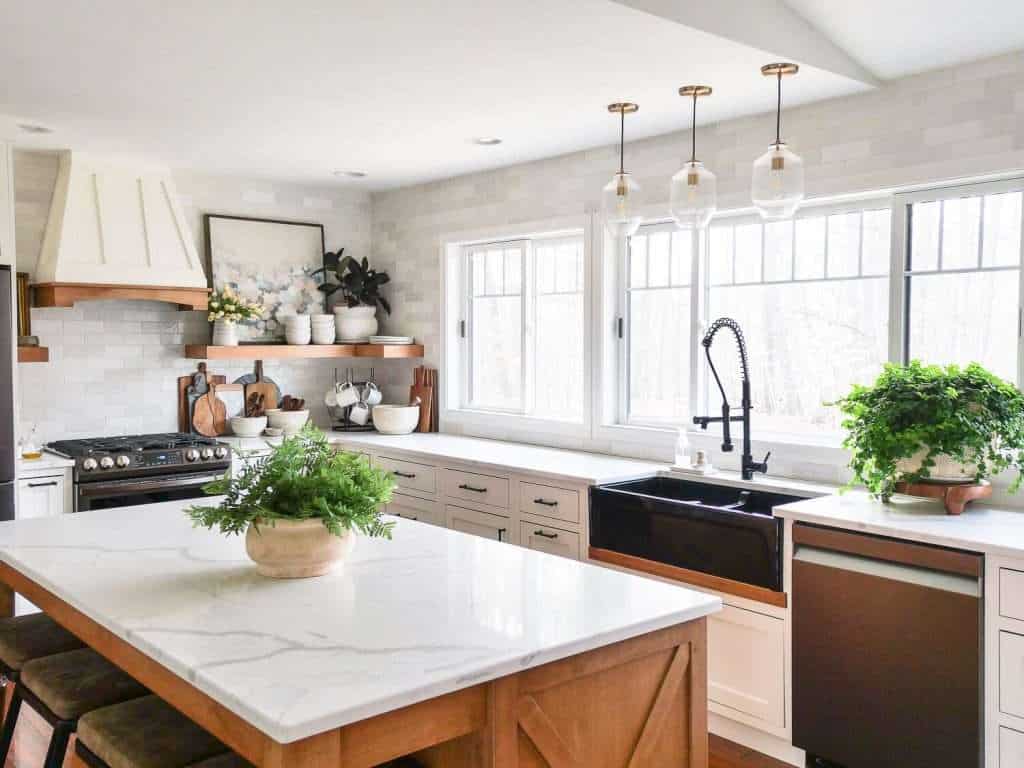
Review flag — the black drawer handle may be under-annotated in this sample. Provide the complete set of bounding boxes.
[403,514,418,521]
[497,527,507,542]
[533,529,559,539]
[533,498,558,507]
[393,471,417,479]
[458,483,488,493]
[27,481,59,488]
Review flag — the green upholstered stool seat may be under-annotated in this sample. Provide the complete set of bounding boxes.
[78,695,231,768]
[20,648,148,720]
[0,614,84,673]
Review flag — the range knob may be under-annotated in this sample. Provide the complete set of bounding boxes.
[200,447,214,460]
[82,457,98,472]
[185,448,200,462]
[99,456,115,470]
[115,455,131,468]
[214,446,228,459]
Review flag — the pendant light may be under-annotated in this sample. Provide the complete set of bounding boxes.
[602,102,642,239]
[751,63,804,221]
[670,85,716,230]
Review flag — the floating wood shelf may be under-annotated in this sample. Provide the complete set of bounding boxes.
[184,343,424,360]
[33,283,209,310]
[17,347,49,363]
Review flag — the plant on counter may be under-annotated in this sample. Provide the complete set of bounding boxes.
[832,361,1024,499]
[186,426,394,577]
[207,286,264,324]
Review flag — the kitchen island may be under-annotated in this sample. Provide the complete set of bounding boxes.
[0,500,720,767]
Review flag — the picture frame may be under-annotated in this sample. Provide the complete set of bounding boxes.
[203,214,327,342]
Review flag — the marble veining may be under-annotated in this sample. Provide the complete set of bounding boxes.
[0,501,719,743]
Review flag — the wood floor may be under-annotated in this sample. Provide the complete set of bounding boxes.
[1,687,790,768]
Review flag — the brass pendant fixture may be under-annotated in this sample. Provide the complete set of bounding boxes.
[602,102,643,239]
[670,85,716,230]
[751,62,804,220]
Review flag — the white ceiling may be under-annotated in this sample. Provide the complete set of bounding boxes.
[0,0,1020,189]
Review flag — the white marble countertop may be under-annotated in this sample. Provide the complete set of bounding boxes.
[776,492,1024,558]
[325,431,665,485]
[17,451,75,475]
[0,500,720,743]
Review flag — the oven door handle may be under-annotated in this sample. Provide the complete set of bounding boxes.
[76,473,225,497]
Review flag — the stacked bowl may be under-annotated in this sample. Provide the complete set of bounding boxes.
[284,315,311,345]
[311,314,337,345]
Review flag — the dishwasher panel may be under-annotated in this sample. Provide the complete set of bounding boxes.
[792,522,983,768]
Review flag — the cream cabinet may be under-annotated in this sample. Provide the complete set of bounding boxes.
[519,520,581,560]
[1002,727,1024,768]
[445,504,513,543]
[387,494,444,527]
[17,474,68,520]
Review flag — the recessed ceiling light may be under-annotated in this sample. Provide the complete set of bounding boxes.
[333,170,367,179]
[474,136,503,146]
[17,123,53,135]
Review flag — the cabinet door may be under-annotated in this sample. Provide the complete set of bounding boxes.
[519,520,581,560]
[708,604,785,729]
[17,476,64,520]
[387,494,444,527]
[445,505,513,543]
[1002,727,1024,768]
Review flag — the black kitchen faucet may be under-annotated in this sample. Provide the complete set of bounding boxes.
[692,317,770,481]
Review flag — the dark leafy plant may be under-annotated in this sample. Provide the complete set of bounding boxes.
[311,249,391,315]
[832,361,1024,499]
[186,425,395,538]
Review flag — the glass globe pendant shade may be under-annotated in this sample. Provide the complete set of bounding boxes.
[602,171,643,239]
[670,160,717,230]
[751,142,804,221]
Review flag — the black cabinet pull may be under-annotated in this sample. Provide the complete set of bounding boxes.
[404,514,418,521]
[533,529,559,539]
[497,527,507,542]
[533,498,558,507]
[458,483,487,493]
[393,471,416,479]
[27,481,59,488]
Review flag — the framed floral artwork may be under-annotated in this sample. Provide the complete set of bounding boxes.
[203,214,327,342]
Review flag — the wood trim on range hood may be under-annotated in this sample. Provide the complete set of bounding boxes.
[32,283,209,310]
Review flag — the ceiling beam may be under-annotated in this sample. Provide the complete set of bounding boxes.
[608,0,880,86]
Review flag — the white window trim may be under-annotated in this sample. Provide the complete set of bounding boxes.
[439,214,593,439]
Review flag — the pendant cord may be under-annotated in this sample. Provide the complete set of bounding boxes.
[619,109,625,175]
[690,92,697,164]
[775,72,782,146]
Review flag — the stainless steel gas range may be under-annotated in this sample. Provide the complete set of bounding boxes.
[46,433,232,512]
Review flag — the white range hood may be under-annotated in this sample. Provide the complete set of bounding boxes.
[34,151,208,309]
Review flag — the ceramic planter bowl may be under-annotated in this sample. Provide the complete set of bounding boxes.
[371,404,419,435]
[229,415,268,437]
[245,519,355,578]
[334,305,379,342]
[265,409,310,436]
[895,448,982,483]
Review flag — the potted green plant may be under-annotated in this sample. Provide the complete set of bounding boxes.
[313,251,391,341]
[833,361,1024,499]
[208,286,264,347]
[186,426,395,578]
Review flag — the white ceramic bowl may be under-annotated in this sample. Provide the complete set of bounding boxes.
[371,404,420,435]
[266,409,310,436]
[283,314,311,327]
[285,327,311,345]
[230,415,268,437]
[311,325,336,345]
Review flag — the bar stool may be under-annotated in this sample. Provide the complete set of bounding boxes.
[0,613,85,758]
[0,647,149,768]
[74,695,251,768]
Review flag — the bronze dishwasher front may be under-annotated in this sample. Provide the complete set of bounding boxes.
[792,522,983,768]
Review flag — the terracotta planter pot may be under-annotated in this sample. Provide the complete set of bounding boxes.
[245,519,355,578]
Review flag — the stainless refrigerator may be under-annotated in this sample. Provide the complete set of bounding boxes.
[0,266,13,521]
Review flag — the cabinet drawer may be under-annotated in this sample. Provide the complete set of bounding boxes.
[709,605,785,729]
[444,469,509,508]
[445,505,513,543]
[520,482,580,524]
[17,476,66,519]
[1002,727,1024,768]
[387,494,444,527]
[1003,569,1024,621]
[1003,632,1024,719]
[375,456,437,495]
[519,520,580,560]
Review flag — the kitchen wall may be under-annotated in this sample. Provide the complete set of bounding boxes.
[13,154,399,441]
[371,50,1024,472]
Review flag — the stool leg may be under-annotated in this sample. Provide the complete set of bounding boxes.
[0,685,22,765]
[43,719,74,768]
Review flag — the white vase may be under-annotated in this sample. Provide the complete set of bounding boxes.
[212,320,238,347]
[245,519,355,578]
[334,305,379,342]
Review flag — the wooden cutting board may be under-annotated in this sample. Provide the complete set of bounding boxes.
[243,360,279,411]
[178,363,226,433]
[409,366,433,433]
[192,389,227,437]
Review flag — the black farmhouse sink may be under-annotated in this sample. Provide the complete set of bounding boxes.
[589,477,803,591]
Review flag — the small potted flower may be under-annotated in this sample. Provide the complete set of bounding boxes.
[187,426,395,578]
[208,286,264,347]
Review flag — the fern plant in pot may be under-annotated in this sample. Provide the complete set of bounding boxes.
[834,361,1024,504]
[313,250,391,342]
[186,426,395,578]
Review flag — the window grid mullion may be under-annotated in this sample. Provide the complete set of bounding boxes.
[937,199,946,271]
[978,195,986,269]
